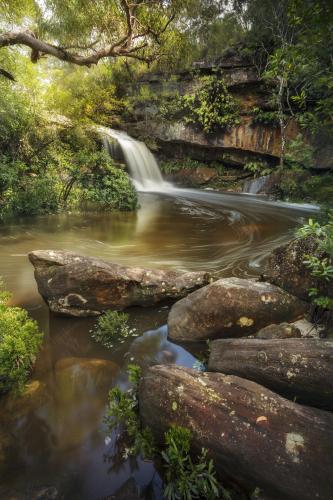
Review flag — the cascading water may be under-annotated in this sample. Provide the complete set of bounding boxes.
[99,127,172,192]
[242,174,271,194]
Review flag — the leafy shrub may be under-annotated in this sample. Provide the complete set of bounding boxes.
[160,158,203,174]
[105,367,227,499]
[244,161,272,178]
[0,287,43,394]
[250,107,280,127]
[176,76,239,134]
[285,134,314,169]
[298,174,333,206]
[76,153,138,212]
[105,364,155,459]
[297,216,333,313]
[162,425,223,500]
[8,176,60,216]
[91,310,131,349]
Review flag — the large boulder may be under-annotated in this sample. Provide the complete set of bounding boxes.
[28,250,212,317]
[139,365,333,500]
[168,277,307,342]
[267,236,333,302]
[208,338,333,410]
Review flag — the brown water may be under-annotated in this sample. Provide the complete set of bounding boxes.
[0,190,317,499]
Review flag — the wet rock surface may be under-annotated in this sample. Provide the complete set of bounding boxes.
[139,365,333,500]
[208,338,333,410]
[168,277,307,342]
[167,166,218,186]
[29,250,212,317]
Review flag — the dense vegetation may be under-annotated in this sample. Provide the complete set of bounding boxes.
[0,284,43,393]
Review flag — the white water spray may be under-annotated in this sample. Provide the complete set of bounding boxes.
[242,174,271,194]
[99,127,172,192]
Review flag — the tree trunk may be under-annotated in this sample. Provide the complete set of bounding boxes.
[139,365,333,500]
[277,76,286,168]
[208,338,333,410]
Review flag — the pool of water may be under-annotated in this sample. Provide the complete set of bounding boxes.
[0,189,315,499]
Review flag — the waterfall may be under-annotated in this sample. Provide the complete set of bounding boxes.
[243,174,271,195]
[99,127,172,192]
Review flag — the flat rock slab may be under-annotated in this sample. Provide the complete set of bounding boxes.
[168,277,307,342]
[139,365,333,500]
[29,250,212,317]
[208,338,333,410]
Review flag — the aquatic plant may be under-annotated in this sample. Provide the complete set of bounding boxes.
[105,364,156,459]
[106,365,225,499]
[162,425,224,500]
[0,283,43,394]
[91,310,132,349]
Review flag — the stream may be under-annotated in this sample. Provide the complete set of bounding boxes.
[0,130,319,499]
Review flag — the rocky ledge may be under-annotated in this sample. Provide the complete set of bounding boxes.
[29,250,212,317]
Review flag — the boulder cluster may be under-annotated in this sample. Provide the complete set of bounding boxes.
[29,237,333,499]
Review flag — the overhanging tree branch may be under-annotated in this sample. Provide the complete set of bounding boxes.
[0,1,177,70]
[0,30,152,66]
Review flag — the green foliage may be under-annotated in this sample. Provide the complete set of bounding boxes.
[180,76,240,134]
[285,134,314,169]
[250,108,280,127]
[105,364,156,459]
[298,217,333,258]
[0,126,137,219]
[46,64,128,127]
[0,285,43,394]
[160,158,204,174]
[196,13,244,59]
[76,153,138,212]
[299,174,333,206]
[91,310,131,349]
[273,166,307,201]
[297,216,333,311]
[244,161,272,178]
[162,425,222,500]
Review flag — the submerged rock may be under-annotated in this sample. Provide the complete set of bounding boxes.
[168,277,307,342]
[208,338,333,410]
[139,365,333,500]
[29,250,212,317]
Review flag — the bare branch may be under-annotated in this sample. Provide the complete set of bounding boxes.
[0,67,15,81]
